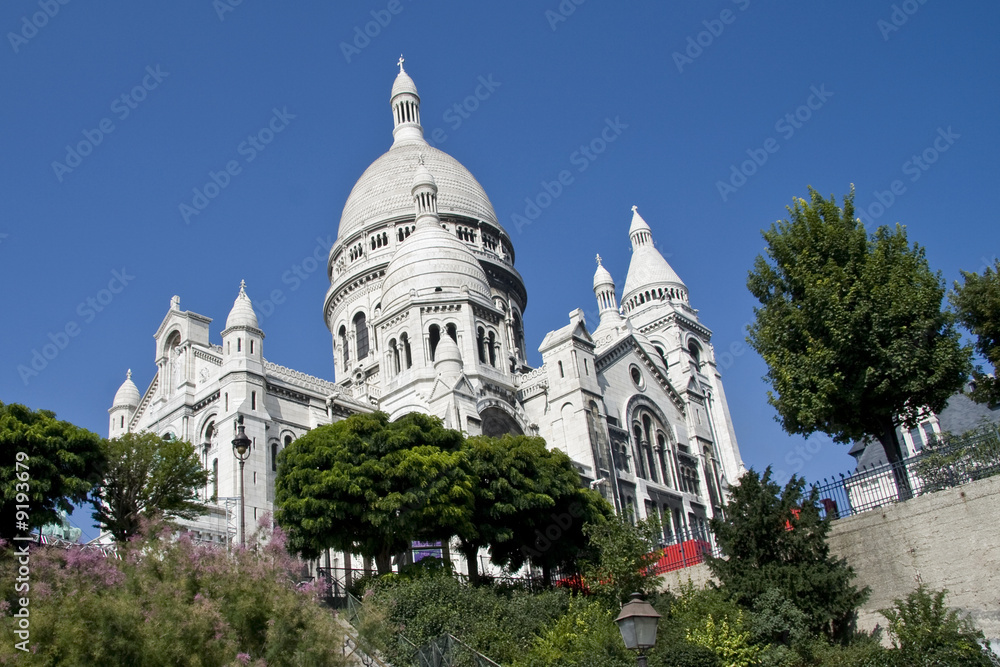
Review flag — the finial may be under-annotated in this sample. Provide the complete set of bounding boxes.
[631,205,638,213]
[170,295,180,310]
[397,54,405,73]
[239,279,247,296]
[596,254,602,266]
[126,369,132,380]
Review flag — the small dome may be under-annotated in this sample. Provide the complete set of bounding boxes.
[391,58,419,100]
[113,369,140,408]
[412,160,437,192]
[225,280,259,330]
[593,255,614,290]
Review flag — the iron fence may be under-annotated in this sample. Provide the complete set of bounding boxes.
[812,424,1000,520]
[346,593,503,667]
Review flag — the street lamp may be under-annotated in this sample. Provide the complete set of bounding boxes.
[232,415,251,548]
[615,592,661,667]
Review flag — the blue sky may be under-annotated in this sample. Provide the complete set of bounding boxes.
[2,1,998,541]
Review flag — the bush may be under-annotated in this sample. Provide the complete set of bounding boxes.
[879,585,993,666]
[360,571,569,665]
[0,520,346,666]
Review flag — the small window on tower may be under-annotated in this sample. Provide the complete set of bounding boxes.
[250,340,254,354]
[251,391,257,410]
[237,338,241,352]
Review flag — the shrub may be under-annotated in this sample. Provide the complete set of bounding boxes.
[0,519,346,666]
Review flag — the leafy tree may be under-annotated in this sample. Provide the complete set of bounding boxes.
[581,514,663,604]
[746,188,970,477]
[880,586,993,666]
[0,401,105,540]
[275,412,474,574]
[92,432,210,542]
[463,434,613,585]
[708,468,868,641]
[951,259,1000,406]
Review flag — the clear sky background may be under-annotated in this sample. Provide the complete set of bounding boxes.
[2,1,998,541]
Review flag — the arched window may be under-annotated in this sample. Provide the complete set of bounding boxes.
[401,333,412,368]
[488,331,497,367]
[632,424,647,478]
[642,415,658,483]
[353,313,369,360]
[428,325,441,361]
[338,325,349,369]
[477,327,486,363]
[212,458,218,498]
[446,323,457,342]
[558,360,564,378]
[271,442,278,472]
[284,435,292,447]
[204,420,215,446]
[688,340,702,366]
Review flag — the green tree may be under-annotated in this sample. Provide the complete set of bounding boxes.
[951,259,1000,406]
[92,432,210,542]
[707,468,868,641]
[275,412,474,574]
[581,514,663,604]
[463,434,612,585]
[0,401,105,540]
[746,188,970,476]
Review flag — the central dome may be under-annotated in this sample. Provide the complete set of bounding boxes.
[338,142,499,240]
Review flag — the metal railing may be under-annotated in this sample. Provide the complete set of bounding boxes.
[648,526,723,574]
[813,424,1000,520]
[346,593,503,667]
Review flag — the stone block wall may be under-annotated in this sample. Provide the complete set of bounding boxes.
[826,475,1000,643]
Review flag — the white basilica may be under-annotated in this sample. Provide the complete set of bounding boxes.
[108,61,744,556]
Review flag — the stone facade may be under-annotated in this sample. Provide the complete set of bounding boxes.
[108,61,746,557]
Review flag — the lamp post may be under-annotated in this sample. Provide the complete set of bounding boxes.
[615,592,661,667]
[231,416,251,548]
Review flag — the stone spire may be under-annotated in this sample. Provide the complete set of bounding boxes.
[391,56,424,146]
[593,254,621,326]
[622,206,688,313]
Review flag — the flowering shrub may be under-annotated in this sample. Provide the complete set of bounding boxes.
[0,518,345,666]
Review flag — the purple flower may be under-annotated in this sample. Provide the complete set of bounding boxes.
[236,652,251,665]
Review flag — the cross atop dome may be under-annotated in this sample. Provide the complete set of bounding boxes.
[631,205,638,212]
[239,279,247,296]
[596,254,603,266]
[397,54,405,73]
